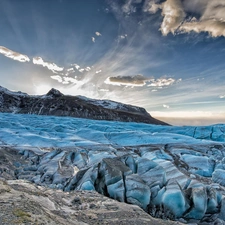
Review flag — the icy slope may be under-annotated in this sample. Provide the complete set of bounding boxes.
[1,113,225,224]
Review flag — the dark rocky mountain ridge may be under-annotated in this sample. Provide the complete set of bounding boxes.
[0,86,168,125]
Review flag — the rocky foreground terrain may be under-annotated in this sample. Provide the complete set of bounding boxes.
[0,86,167,125]
[1,113,225,224]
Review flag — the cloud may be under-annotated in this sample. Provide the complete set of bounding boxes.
[50,75,63,83]
[33,57,64,73]
[163,104,170,109]
[68,64,92,73]
[148,78,175,87]
[71,64,80,70]
[180,19,225,38]
[79,68,85,73]
[180,0,225,37]
[109,0,225,39]
[50,74,84,85]
[95,32,102,36]
[183,0,209,14]
[120,34,127,39]
[104,73,178,88]
[219,95,225,99]
[0,46,30,62]
[147,2,161,14]
[118,34,128,41]
[92,32,101,42]
[202,0,225,21]
[85,67,91,72]
[63,77,82,84]
[158,0,225,37]
[99,89,109,92]
[95,70,102,74]
[64,67,75,76]
[122,0,136,14]
[67,68,74,72]
[160,0,186,35]
[105,74,149,86]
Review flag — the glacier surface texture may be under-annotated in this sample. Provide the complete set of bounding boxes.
[1,113,225,224]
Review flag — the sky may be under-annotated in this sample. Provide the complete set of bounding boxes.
[0,0,225,126]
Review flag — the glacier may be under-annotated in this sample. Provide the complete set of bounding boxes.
[1,113,225,224]
[0,113,224,147]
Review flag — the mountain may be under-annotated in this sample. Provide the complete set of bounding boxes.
[0,86,168,125]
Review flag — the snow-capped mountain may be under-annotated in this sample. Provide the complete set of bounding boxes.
[0,86,167,125]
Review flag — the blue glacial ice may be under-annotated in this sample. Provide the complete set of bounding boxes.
[1,113,225,223]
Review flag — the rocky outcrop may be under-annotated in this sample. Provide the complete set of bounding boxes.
[0,86,168,125]
[1,179,181,225]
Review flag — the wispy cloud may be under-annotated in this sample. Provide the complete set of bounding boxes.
[0,46,30,62]
[148,78,176,87]
[121,0,136,14]
[33,57,64,73]
[50,75,62,83]
[69,63,92,74]
[63,77,83,85]
[50,74,84,85]
[145,2,161,14]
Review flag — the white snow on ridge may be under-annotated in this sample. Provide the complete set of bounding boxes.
[0,113,224,148]
[77,95,142,111]
[0,86,28,97]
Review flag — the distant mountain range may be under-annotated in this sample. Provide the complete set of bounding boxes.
[0,86,168,125]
